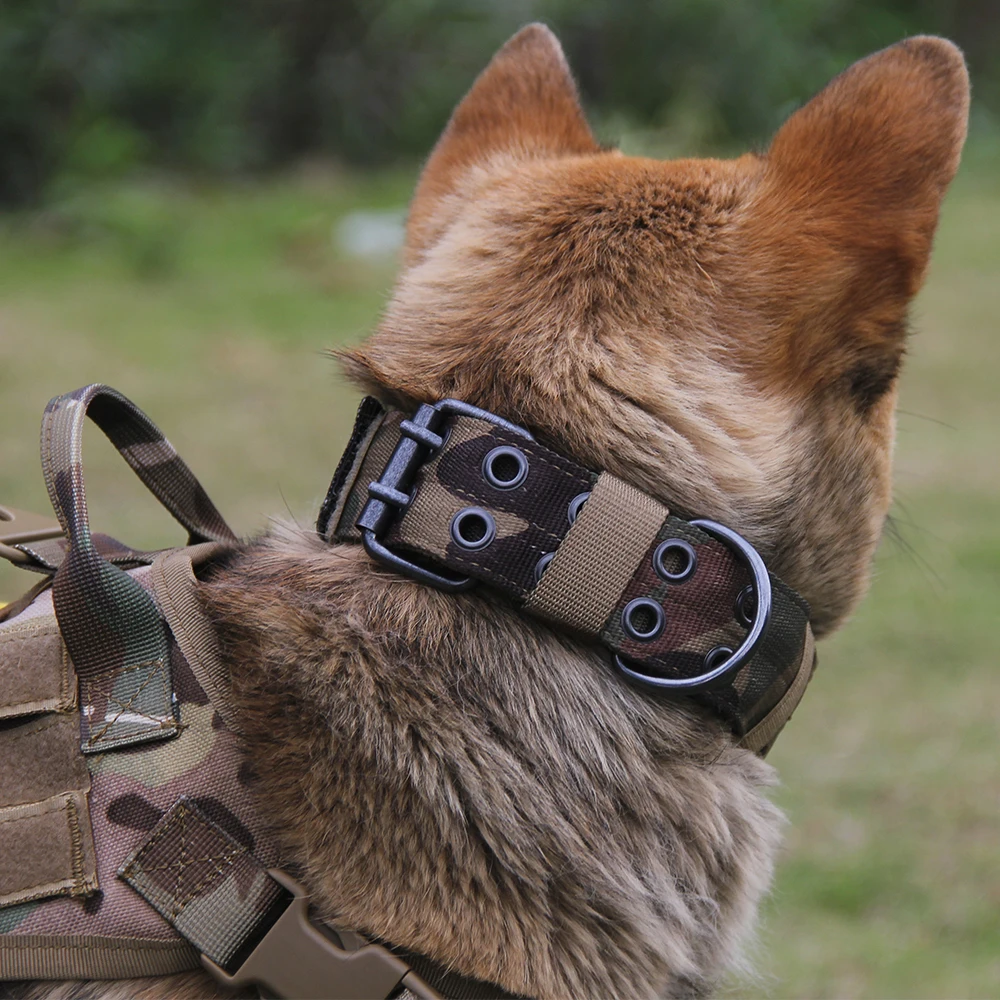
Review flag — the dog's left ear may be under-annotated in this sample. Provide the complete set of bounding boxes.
[743,36,969,395]
[404,23,598,264]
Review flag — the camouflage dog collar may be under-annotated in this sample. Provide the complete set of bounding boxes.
[319,397,816,755]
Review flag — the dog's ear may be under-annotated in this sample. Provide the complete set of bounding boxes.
[744,37,969,396]
[404,23,598,263]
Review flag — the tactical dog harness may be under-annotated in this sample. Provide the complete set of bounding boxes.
[0,385,816,998]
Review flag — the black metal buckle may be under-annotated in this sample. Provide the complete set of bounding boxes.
[358,399,533,592]
[614,519,773,692]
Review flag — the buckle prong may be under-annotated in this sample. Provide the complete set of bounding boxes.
[358,399,533,592]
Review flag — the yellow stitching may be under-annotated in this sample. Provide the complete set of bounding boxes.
[134,852,247,872]
[125,801,251,918]
[171,846,245,913]
[84,659,171,745]
[0,622,60,640]
[0,715,67,745]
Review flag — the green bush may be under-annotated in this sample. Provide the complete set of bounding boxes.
[0,0,995,206]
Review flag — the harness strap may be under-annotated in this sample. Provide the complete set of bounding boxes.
[321,398,815,751]
[37,385,239,754]
[119,797,525,1000]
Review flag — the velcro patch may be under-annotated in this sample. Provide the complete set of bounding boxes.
[0,613,76,720]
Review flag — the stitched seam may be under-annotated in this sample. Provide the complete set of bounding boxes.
[64,794,88,894]
[170,845,245,913]
[0,715,66,745]
[445,481,567,548]
[0,623,60,641]
[0,879,78,905]
[123,802,249,919]
[60,640,74,709]
[84,659,171,746]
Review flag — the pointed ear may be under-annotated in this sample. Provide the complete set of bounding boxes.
[404,23,599,263]
[745,37,969,390]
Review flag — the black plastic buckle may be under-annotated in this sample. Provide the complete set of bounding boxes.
[614,519,773,692]
[358,399,533,592]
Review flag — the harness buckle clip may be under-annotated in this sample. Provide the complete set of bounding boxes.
[201,868,439,999]
[358,399,533,593]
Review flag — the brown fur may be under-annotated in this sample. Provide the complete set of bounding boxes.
[18,24,968,1000]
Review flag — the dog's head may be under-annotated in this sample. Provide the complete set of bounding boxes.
[342,25,968,636]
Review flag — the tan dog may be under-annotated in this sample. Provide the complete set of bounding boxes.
[17,22,968,1000]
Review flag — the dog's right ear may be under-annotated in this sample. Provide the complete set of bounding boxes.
[404,23,598,264]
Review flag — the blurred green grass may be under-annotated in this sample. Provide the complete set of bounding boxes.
[1,157,998,998]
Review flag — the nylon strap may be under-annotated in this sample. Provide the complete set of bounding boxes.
[322,398,816,751]
[119,796,524,1000]
[526,471,667,633]
[39,385,238,754]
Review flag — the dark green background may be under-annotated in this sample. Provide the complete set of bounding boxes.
[2,0,998,204]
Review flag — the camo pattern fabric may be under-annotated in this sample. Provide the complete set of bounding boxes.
[41,384,238,753]
[327,399,813,741]
[602,517,811,733]
[119,796,289,971]
[0,563,278,977]
[384,416,597,596]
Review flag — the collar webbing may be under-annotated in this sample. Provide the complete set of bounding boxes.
[319,397,816,754]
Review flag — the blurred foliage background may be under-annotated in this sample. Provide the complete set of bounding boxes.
[1,2,998,998]
[2,0,1000,204]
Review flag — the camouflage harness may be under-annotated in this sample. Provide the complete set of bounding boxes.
[0,386,517,999]
[0,385,816,998]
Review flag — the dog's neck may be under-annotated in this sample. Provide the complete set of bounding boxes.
[204,507,785,1000]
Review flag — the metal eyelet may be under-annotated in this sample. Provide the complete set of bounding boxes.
[450,507,496,550]
[621,598,665,641]
[567,492,591,525]
[534,552,555,583]
[735,584,756,627]
[703,645,734,671]
[482,446,529,490]
[653,539,697,583]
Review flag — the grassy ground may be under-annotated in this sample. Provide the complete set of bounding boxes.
[1,157,997,998]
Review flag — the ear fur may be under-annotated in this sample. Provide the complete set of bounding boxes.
[743,36,970,393]
[404,23,599,263]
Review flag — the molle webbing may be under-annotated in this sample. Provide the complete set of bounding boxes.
[322,399,816,752]
[120,796,525,1000]
[0,715,98,908]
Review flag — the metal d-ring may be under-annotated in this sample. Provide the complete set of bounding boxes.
[614,518,772,691]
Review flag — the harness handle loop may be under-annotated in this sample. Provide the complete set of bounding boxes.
[40,384,237,549]
[40,384,237,752]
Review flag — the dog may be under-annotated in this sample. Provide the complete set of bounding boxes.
[15,22,968,1000]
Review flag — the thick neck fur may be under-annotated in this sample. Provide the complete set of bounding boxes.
[191,26,968,1000]
[203,529,782,999]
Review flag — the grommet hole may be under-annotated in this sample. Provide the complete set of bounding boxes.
[703,645,733,671]
[735,585,756,627]
[653,539,697,582]
[534,552,554,583]
[450,507,496,550]
[482,446,529,490]
[567,492,591,525]
[621,598,665,641]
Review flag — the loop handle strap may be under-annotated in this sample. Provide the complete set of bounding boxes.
[41,385,236,753]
